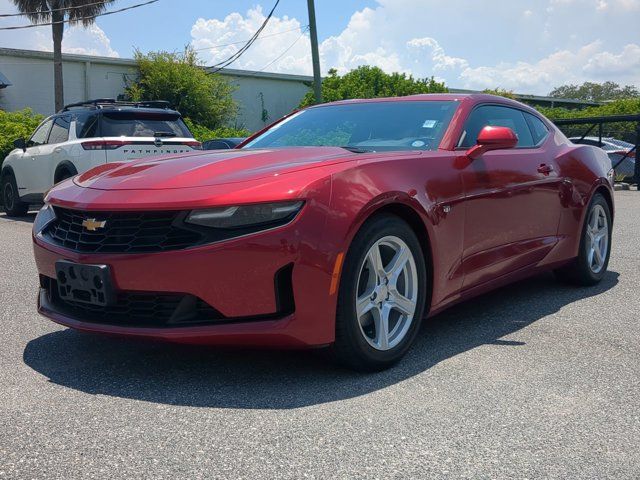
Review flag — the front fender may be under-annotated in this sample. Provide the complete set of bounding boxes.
[320,152,464,313]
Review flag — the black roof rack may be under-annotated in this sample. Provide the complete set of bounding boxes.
[60,99,173,112]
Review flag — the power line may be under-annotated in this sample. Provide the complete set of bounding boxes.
[0,0,159,30]
[0,0,114,18]
[209,0,279,70]
[208,0,280,73]
[249,26,309,75]
[192,24,307,53]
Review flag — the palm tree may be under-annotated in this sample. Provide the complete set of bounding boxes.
[12,0,116,112]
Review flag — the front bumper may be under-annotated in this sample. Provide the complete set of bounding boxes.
[33,216,338,348]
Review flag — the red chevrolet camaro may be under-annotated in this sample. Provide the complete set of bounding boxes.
[32,94,614,370]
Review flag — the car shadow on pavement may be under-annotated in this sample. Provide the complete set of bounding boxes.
[23,271,619,409]
[0,212,36,224]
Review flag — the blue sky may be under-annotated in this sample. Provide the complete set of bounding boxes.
[98,0,377,53]
[0,0,639,95]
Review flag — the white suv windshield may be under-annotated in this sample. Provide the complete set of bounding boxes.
[245,101,458,152]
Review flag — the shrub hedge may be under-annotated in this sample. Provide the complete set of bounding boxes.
[0,108,44,165]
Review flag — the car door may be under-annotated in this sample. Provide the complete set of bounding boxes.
[15,118,53,197]
[47,115,72,186]
[458,105,562,289]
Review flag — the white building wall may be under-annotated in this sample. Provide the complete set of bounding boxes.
[0,48,311,132]
[224,74,311,131]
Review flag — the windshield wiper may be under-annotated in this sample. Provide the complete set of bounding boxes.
[154,131,177,137]
[340,145,371,153]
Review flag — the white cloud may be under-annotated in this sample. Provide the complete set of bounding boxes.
[312,0,640,94]
[407,37,468,71]
[458,41,640,91]
[584,43,640,75]
[190,6,311,74]
[62,24,119,58]
[0,0,118,57]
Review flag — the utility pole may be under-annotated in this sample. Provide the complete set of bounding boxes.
[306,0,322,104]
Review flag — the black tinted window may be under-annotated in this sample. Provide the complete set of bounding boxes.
[75,113,99,138]
[572,138,600,147]
[100,112,191,137]
[48,116,70,144]
[524,112,549,145]
[459,105,535,148]
[29,119,53,146]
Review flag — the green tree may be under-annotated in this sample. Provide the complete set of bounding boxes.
[182,118,249,143]
[13,0,116,111]
[538,98,640,142]
[482,88,516,99]
[549,81,639,102]
[299,66,448,108]
[0,109,44,162]
[126,48,237,131]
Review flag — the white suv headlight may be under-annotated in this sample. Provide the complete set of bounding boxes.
[185,201,304,229]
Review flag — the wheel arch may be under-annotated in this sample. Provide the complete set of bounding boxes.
[54,161,78,184]
[593,184,614,222]
[1,164,15,181]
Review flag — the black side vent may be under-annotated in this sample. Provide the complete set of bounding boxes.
[274,263,295,315]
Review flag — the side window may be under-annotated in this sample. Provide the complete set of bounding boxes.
[459,105,535,148]
[524,112,549,146]
[75,113,99,138]
[48,116,70,144]
[28,119,53,147]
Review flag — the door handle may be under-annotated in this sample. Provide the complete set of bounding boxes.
[537,164,554,175]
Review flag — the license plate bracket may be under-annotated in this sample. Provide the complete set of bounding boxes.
[55,261,115,306]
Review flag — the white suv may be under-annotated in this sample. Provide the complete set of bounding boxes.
[1,99,201,216]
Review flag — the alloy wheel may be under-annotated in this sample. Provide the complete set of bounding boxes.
[355,235,418,351]
[586,204,609,274]
[3,182,14,211]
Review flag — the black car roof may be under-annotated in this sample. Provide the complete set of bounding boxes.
[59,99,180,116]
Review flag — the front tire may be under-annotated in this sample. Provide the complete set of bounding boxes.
[554,193,612,286]
[332,214,428,371]
[1,173,28,217]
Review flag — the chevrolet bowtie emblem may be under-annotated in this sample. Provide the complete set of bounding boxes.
[82,218,106,231]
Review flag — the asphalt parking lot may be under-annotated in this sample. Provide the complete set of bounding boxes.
[1,191,638,479]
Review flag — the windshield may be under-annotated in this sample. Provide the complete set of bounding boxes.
[100,112,192,138]
[244,100,458,151]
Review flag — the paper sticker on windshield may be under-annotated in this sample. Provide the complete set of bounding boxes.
[422,120,437,128]
[412,140,426,148]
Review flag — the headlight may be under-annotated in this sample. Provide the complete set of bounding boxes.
[33,203,57,234]
[607,168,615,187]
[185,201,304,229]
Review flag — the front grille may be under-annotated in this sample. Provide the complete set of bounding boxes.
[43,208,203,253]
[45,278,223,327]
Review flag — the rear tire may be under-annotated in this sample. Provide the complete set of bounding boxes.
[1,172,28,217]
[554,193,611,286]
[332,214,428,371]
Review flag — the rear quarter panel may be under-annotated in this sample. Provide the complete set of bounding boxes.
[59,140,107,179]
[554,140,614,260]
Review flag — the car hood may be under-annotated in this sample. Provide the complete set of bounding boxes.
[75,147,370,191]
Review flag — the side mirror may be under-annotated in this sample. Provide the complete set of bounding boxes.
[466,126,518,160]
[13,138,27,152]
